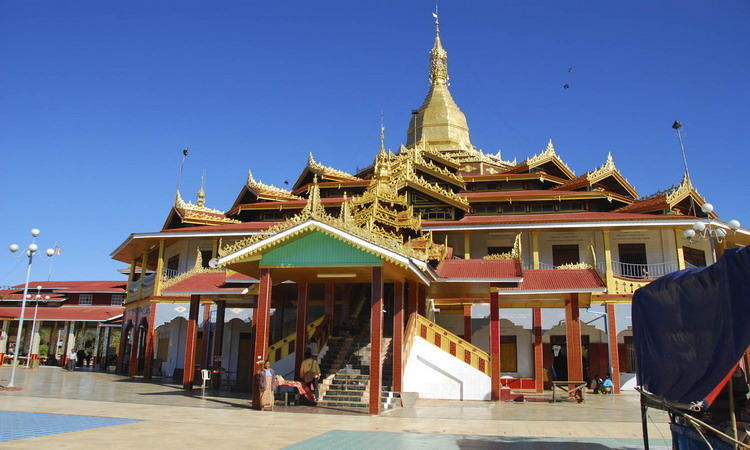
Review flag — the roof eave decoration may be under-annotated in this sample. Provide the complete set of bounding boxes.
[483,233,522,260]
[246,170,302,202]
[665,173,715,217]
[218,179,446,266]
[521,139,576,180]
[165,191,241,229]
[305,153,360,183]
[585,153,639,198]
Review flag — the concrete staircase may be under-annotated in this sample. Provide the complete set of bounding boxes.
[317,336,399,411]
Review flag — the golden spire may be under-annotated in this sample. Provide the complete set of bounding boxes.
[429,5,449,86]
[196,170,206,207]
[302,175,326,217]
[379,111,386,154]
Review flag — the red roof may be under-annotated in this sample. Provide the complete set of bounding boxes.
[8,281,125,293]
[0,306,123,321]
[507,269,605,291]
[161,221,279,233]
[226,272,257,282]
[436,259,522,280]
[162,272,249,294]
[423,211,693,226]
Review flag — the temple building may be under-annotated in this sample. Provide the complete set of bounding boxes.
[110,19,749,414]
[0,281,125,368]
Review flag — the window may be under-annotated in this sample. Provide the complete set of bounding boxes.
[111,294,125,306]
[530,203,555,213]
[473,204,497,215]
[200,250,213,268]
[487,246,513,256]
[552,245,579,266]
[683,246,706,267]
[79,294,93,305]
[419,207,454,220]
[500,336,517,372]
[501,204,526,214]
[166,255,180,272]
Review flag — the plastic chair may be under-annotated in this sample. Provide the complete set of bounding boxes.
[200,369,211,390]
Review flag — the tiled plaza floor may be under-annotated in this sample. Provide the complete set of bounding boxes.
[0,366,672,449]
[285,430,672,449]
[0,411,140,442]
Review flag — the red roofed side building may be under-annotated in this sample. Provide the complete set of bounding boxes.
[107,18,749,410]
[0,281,126,368]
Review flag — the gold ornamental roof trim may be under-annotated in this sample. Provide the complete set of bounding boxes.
[246,169,302,201]
[307,153,361,181]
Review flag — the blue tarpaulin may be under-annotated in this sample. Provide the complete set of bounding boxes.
[633,246,750,407]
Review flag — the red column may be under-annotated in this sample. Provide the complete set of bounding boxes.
[128,323,141,377]
[532,307,544,393]
[252,269,273,409]
[490,291,501,400]
[294,281,309,379]
[606,303,621,394]
[324,282,335,332]
[565,294,584,385]
[392,281,404,392]
[407,281,418,320]
[369,267,384,415]
[463,304,472,343]
[182,295,200,389]
[143,303,158,379]
[116,322,128,374]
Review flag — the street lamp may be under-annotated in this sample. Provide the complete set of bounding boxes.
[681,203,741,262]
[6,229,55,388]
[26,286,50,368]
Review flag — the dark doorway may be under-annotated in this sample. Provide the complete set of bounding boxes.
[618,243,647,278]
[550,335,590,381]
[552,245,579,267]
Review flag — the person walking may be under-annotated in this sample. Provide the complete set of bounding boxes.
[66,349,77,371]
[299,351,321,402]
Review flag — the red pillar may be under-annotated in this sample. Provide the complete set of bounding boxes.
[252,269,273,409]
[392,281,404,392]
[490,292,501,400]
[324,282,335,332]
[128,323,141,377]
[294,282,309,379]
[565,294,584,385]
[407,281,418,320]
[369,267,384,415]
[463,304,472,343]
[116,322,128,374]
[606,303,621,394]
[143,303,158,379]
[182,295,200,389]
[532,307,544,393]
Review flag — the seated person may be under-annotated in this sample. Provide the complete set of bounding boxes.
[602,376,614,394]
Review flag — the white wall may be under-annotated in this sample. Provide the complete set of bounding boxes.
[403,337,491,400]
[472,319,533,378]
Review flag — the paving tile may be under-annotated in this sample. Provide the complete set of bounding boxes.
[0,411,140,442]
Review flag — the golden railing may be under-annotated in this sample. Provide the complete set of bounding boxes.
[405,313,490,376]
[609,276,651,295]
[267,315,329,365]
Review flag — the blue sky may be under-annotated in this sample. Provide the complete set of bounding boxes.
[1,1,749,283]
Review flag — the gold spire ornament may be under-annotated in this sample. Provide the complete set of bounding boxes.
[429,6,449,86]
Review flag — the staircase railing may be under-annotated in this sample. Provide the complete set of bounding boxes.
[267,315,329,365]
[405,313,490,376]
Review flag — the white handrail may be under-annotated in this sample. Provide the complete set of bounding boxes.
[611,260,678,279]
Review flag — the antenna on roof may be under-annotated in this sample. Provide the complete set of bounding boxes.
[671,121,696,216]
[176,148,189,194]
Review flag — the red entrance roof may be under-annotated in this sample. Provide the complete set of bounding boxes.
[502,269,605,292]
[436,259,522,280]
[162,272,251,295]
[0,306,123,321]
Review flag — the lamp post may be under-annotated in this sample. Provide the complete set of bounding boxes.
[26,286,50,368]
[681,203,741,263]
[7,229,54,388]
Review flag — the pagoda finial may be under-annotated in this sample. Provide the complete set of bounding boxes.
[379,110,386,154]
[340,192,353,225]
[175,189,184,206]
[429,6,449,86]
[546,138,555,153]
[308,152,315,166]
[247,169,255,185]
[196,170,206,207]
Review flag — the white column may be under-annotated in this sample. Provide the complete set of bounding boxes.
[30,323,41,355]
[0,320,9,354]
[66,321,77,354]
